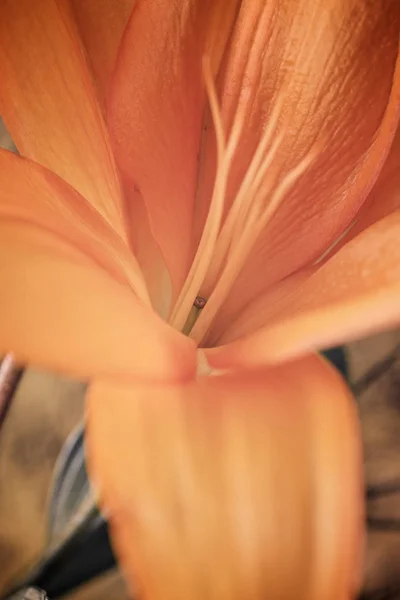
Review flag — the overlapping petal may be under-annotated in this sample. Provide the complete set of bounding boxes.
[0,152,195,381]
[0,149,145,293]
[0,222,195,381]
[87,354,363,600]
[70,0,135,104]
[203,0,400,328]
[0,0,127,239]
[208,210,400,370]
[108,0,241,293]
[337,124,400,247]
[108,0,400,322]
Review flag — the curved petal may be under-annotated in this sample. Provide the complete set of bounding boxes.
[0,147,169,313]
[329,123,400,252]
[0,223,195,382]
[87,354,363,600]
[108,0,241,292]
[196,0,400,337]
[128,187,173,318]
[353,125,400,229]
[0,149,149,297]
[0,0,127,239]
[70,0,135,104]
[207,210,400,371]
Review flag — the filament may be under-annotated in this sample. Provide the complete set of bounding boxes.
[169,56,318,341]
[190,150,317,344]
[169,57,244,332]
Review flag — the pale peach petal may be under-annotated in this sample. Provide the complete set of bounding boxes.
[70,0,135,104]
[207,210,400,370]
[354,124,400,228]
[0,149,148,297]
[108,0,241,293]
[0,223,195,381]
[194,0,400,339]
[128,187,172,318]
[329,124,400,253]
[0,0,127,239]
[87,355,363,600]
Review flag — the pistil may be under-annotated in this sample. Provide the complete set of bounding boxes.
[181,296,207,336]
[169,55,318,344]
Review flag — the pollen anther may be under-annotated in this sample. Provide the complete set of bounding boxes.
[194,296,207,309]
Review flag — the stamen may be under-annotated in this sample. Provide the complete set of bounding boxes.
[201,110,285,297]
[190,149,318,344]
[313,220,356,266]
[182,297,207,337]
[168,56,319,343]
[243,149,318,244]
[229,130,285,251]
[194,296,207,309]
[169,57,244,333]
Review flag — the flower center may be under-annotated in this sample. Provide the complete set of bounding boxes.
[168,57,317,343]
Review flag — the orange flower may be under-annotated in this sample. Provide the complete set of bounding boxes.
[0,0,399,598]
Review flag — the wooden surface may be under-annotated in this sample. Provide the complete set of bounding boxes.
[0,369,84,591]
[348,332,400,597]
[0,367,131,599]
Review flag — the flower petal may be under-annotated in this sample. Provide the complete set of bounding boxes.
[87,354,363,600]
[0,222,195,381]
[128,187,173,318]
[108,0,241,292]
[0,149,149,297]
[70,0,135,104]
[334,124,400,249]
[0,0,127,238]
[208,210,400,370]
[199,0,400,333]
[0,147,169,313]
